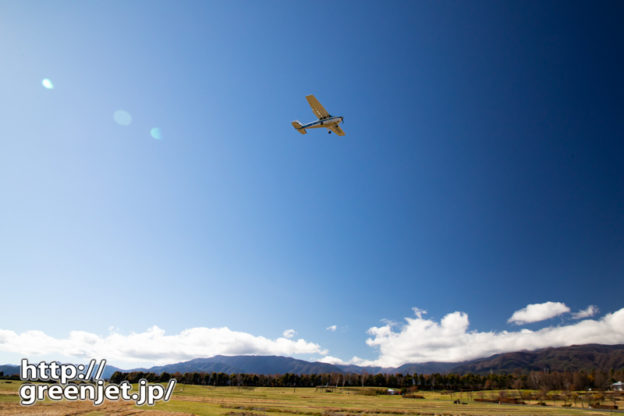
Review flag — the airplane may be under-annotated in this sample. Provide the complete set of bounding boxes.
[292,95,345,136]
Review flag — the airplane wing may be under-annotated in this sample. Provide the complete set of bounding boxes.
[330,124,346,136]
[306,95,330,120]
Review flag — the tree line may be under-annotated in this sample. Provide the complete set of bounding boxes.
[109,368,624,391]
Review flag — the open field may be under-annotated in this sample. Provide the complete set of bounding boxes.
[0,380,622,416]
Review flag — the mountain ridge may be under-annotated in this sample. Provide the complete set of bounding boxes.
[2,344,623,378]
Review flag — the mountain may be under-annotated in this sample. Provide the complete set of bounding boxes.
[0,364,19,377]
[98,364,125,380]
[0,363,123,379]
[129,345,624,376]
[449,344,624,374]
[394,362,459,374]
[134,355,344,375]
[3,344,624,378]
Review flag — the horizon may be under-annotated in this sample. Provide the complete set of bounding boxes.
[1,1,623,370]
[0,344,624,376]
[3,342,623,373]
[2,342,623,371]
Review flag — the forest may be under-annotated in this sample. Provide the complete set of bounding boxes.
[109,368,624,392]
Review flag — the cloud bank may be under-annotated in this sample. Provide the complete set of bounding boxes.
[0,326,325,367]
[507,301,570,324]
[362,306,624,367]
[572,305,599,319]
[2,303,622,369]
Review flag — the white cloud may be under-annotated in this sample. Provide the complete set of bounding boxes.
[0,326,326,367]
[317,355,367,366]
[508,301,570,324]
[572,305,599,319]
[411,307,427,318]
[326,325,337,332]
[282,329,296,339]
[317,355,346,365]
[362,306,624,367]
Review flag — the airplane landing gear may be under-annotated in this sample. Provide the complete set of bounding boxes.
[328,131,331,134]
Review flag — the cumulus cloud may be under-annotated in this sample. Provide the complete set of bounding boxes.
[362,306,624,367]
[508,301,570,325]
[0,326,326,367]
[282,329,296,339]
[317,355,346,365]
[572,305,599,319]
[326,325,337,332]
[317,355,368,366]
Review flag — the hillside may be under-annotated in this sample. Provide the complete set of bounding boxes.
[3,344,624,378]
[136,355,343,375]
[450,344,624,374]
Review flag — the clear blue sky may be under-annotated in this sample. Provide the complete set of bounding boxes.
[0,1,622,367]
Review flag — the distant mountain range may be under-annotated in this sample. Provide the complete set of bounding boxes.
[0,362,123,381]
[448,344,624,374]
[2,344,623,379]
[138,355,340,376]
[0,365,20,377]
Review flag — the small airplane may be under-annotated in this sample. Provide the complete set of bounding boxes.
[292,95,345,136]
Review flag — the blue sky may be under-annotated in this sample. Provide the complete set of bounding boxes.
[0,1,623,368]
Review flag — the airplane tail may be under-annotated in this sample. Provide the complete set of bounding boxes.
[291,121,307,134]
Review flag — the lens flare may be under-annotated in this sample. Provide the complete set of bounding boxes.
[150,127,162,140]
[41,78,54,89]
[113,110,132,126]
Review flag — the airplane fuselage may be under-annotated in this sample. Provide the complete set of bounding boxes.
[301,116,344,129]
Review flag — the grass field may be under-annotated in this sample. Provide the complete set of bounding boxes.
[0,380,621,416]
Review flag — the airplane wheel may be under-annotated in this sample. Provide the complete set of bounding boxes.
[328,131,331,134]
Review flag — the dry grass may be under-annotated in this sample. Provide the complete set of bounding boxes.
[0,380,620,416]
